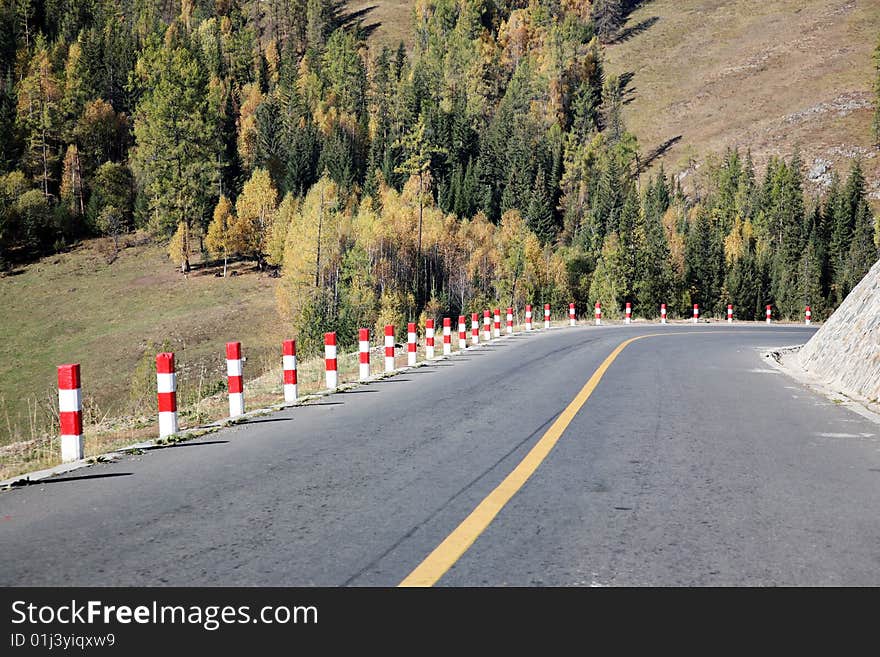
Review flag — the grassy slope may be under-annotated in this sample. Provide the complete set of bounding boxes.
[0,238,283,444]
[604,0,880,205]
[348,0,414,49]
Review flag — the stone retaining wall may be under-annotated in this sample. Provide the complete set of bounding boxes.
[796,258,880,403]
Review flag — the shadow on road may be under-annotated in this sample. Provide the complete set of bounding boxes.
[36,473,133,485]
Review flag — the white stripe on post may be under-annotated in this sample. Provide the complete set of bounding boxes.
[385,325,396,372]
[544,304,551,329]
[359,329,371,381]
[443,317,452,355]
[471,313,479,345]
[407,322,417,366]
[325,332,338,389]
[569,303,576,326]
[525,304,533,331]
[156,352,178,439]
[805,306,811,325]
[425,320,435,359]
[625,302,632,324]
[226,342,244,417]
[58,364,84,463]
[660,303,667,324]
[595,301,602,326]
[458,315,467,350]
[283,339,298,402]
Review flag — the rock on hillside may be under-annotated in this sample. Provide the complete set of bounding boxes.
[795,258,880,404]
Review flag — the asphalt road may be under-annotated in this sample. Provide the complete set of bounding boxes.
[2,323,879,586]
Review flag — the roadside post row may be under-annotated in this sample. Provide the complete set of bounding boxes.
[56,301,817,460]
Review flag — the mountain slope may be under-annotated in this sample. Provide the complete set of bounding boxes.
[603,0,880,203]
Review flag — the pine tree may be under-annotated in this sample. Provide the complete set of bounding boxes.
[130,35,217,272]
[15,35,62,199]
[591,0,623,43]
[526,168,556,245]
[845,199,878,292]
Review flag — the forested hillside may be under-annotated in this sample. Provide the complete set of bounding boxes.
[1,0,879,362]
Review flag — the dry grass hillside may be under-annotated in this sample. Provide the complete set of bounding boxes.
[604,0,880,204]
[348,0,415,48]
[0,237,283,447]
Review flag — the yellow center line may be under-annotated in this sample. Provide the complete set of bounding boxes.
[399,332,667,587]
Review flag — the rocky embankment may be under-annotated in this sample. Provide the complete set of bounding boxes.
[794,258,880,405]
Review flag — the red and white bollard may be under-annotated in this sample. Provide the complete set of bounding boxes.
[156,352,178,438]
[358,329,371,381]
[458,315,467,350]
[471,313,480,345]
[425,319,435,359]
[57,363,83,462]
[625,302,632,324]
[660,303,667,324]
[493,308,501,338]
[443,317,452,355]
[525,304,533,331]
[484,310,492,341]
[766,305,772,324]
[407,322,418,366]
[693,304,699,323]
[595,301,602,326]
[506,308,514,335]
[569,303,576,326]
[385,325,396,372]
[805,306,812,325]
[325,332,338,389]
[283,339,298,401]
[727,304,733,323]
[544,304,551,329]
[226,342,244,417]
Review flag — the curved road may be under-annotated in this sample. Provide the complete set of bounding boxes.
[2,324,879,586]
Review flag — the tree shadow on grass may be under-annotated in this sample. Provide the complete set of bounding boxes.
[609,16,660,44]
